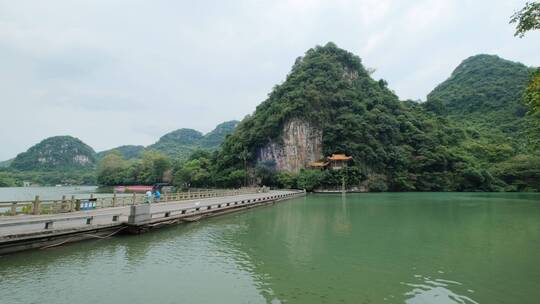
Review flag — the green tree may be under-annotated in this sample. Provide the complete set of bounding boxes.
[0,172,17,187]
[491,155,540,191]
[510,2,540,37]
[227,169,247,188]
[212,169,247,188]
[368,178,388,192]
[296,170,324,191]
[511,2,540,114]
[97,152,128,186]
[173,158,212,189]
[275,172,297,188]
[524,68,540,114]
[139,151,171,184]
[255,160,277,186]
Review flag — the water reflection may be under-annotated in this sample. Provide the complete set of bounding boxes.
[332,193,352,235]
[403,274,478,304]
[204,193,540,303]
[1,193,540,304]
[211,194,368,303]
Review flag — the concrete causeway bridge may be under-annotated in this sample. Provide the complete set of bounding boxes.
[0,189,305,255]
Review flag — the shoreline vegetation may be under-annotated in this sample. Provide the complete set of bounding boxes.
[1,44,539,192]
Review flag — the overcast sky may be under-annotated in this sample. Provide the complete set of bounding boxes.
[0,0,539,160]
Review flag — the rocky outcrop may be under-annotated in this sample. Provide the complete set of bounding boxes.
[257,119,322,173]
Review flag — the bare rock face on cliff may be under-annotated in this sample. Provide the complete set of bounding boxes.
[256,119,322,173]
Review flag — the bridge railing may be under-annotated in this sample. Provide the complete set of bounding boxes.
[148,190,304,223]
[0,187,266,216]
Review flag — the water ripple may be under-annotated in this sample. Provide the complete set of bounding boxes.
[402,274,478,304]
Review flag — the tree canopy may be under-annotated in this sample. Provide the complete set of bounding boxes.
[510,2,540,114]
[510,1,540,37]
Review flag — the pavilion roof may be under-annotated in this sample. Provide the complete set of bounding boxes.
[327,154,353,161]
[307,161,329,167]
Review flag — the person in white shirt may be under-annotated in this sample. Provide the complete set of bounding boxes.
[145,190,153,204]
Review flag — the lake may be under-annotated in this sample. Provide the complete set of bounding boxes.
[0,192,539,304]
[0,186,108,201]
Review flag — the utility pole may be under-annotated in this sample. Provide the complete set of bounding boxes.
[342,174,346,194]
[242,148,248,187]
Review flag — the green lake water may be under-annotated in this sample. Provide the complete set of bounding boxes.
[1,192,539,304]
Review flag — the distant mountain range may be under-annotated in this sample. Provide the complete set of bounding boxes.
[4,120,239,171]
[96,145,145,160]
[1,43,538,191]
[145,120,239,159]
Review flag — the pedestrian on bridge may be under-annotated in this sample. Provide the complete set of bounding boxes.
[145,190,153,204]
[155,190,161,202]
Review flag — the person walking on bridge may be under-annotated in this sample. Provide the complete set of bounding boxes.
[145,190,153,204]
[155,189,161,202]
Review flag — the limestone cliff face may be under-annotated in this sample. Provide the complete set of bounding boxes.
[256,119,322,173]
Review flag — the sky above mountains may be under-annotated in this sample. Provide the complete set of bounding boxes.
[0,0,538,160]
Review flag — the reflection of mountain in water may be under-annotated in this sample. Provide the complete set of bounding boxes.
[1,193,540,304]
[211,193,540,304]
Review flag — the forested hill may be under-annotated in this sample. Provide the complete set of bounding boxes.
[146,128,203,159]
[423,54,540,191]
[216,43,473,191]
[211,43,539,191]
[94,121,239,161]
[425,55,539,151]
[427,54,532,115]
[0,120,238,186]
[10,136,96,171]
[0,159,13,168]
[146,120,239,159]
[199,120,240,148]
[96,145,145,160]
[2,121,238,167]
